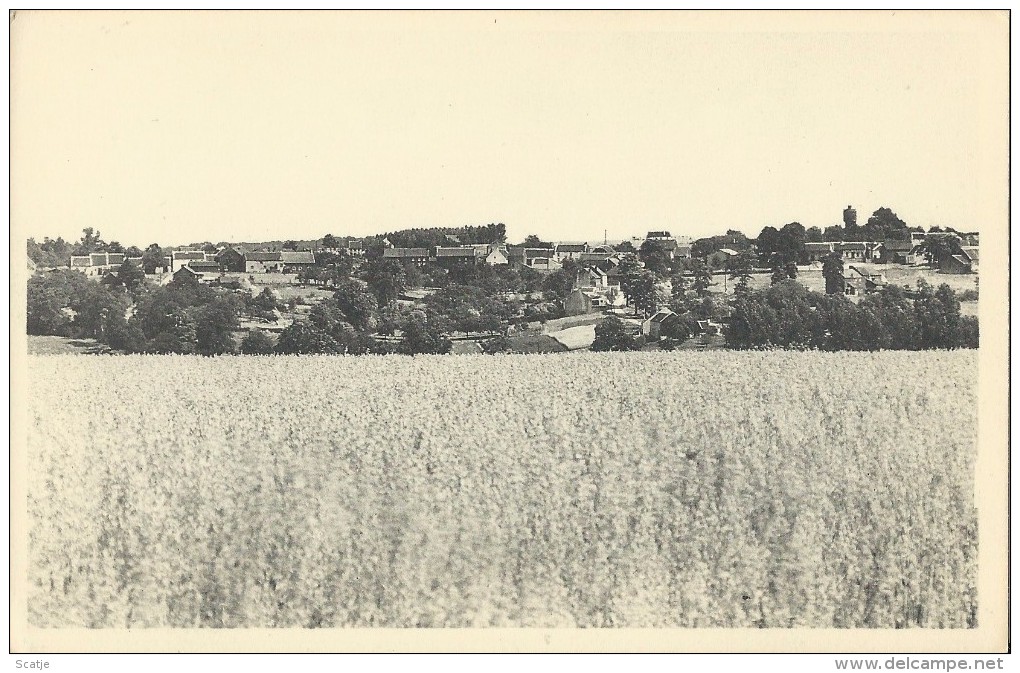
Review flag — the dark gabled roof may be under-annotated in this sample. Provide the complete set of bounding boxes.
[90,253,107,265]
[556,243,588,253]
[280,251,315,264]
[649,309,675,323]
[805,242,836,252]
[839,242,868,250]
[435,247,478,257]
[246,251,283,262]
[187,260,221,270]
[949,254,972,267]
[646,231,672,238]
[960,246,979,262]
[882,239,913,251]
[383,247,429,258]
[173,250,206,260]
[70,256,91,267]
[107,253,125,264]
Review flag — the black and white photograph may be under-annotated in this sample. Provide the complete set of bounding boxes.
[10,9,1009,655]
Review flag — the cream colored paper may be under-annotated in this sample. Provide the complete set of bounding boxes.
[9,10,1009,653]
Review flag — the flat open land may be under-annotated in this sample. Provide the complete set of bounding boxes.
[26,352,977,628]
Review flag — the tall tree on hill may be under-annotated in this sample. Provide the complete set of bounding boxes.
[321,233,340,250]
[73,227,106,255]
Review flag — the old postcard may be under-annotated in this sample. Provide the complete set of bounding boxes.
[9,10,1009,653]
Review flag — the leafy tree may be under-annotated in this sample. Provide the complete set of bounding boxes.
[146,312,197,354]
[114,259,146,293]
[72,227,106,255]
[865,207,909,239]
[591,315,640,351]
[240,330,275,354]
[770,264,788,286]
[541,260,580,300]
[69,281,129,340]
[103,310,146,352]
[521,234,553,248]
[821,252,845,295]
[321,233,341,250]
[190,296,240,355]
[359,259,407,306]
[669,273,688,312]
[688,258,712,296]
[141,243,166,274]
[727,251,755,296]
[639,239,672,276]
[399,310,452,355]
[331,279,378,331]
[805,226,824,243]
[305,300,375,354]
[124,245,144,258]
[916,234,961,268]
[27,269,91,335]
[283,240,299,250]
[914,281,963,349]
[274,321,342,354]
[615,240,636,253]
[27,236,74,267]
[823,225,845,242]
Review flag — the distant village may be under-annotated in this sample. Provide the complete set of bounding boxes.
[27,205,980,355]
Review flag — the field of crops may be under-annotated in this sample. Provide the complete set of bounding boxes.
[25,351,977,628]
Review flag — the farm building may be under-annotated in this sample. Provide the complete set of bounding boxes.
[187,260,221,275]
[434,246,482,268]
[68,252,125,277]
[554,243,588,262]
[878,239,914,264]
[215,247,246,272]
[642,308,681,340]
[838,242,882,263]
[804,242,837,263]
[280,251,316,272]
[171,250,206,271]
[382,247,429,267]
[564,288,598,316]
[173,265,208,283]
[484,244,509,265]
[941,247,978,274]
[245,252,285,273]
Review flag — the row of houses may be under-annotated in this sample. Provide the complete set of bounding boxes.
[382,243,510,267]
[68,247,319,277]
[803,232,979,272]
[68,252,155,278]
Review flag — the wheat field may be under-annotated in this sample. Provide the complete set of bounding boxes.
[25,352,977,628]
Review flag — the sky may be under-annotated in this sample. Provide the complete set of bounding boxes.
[11,10,1009,248]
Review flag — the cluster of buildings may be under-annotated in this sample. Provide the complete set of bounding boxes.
[381,241,510,267]
[803,231,979,274]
